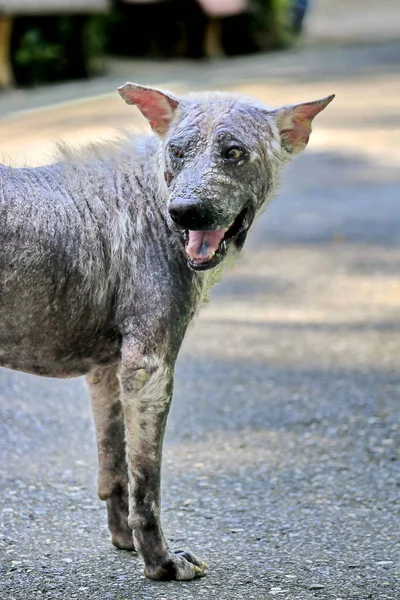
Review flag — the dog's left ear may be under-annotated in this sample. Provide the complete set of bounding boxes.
[271,94,335,155]
[118,82,180,136]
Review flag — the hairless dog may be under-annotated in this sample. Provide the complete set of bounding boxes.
[0,84,334,580]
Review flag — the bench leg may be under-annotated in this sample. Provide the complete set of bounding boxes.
[204,18,224,58]
[0,15,13,87]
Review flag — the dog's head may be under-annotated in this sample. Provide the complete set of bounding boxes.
[119,83,334,272]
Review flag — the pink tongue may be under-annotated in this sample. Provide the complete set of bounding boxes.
[186,228,225,263]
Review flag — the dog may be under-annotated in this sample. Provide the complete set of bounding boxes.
[0,83,334,579]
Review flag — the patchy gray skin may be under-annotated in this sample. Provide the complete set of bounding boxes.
[0,84,334,581]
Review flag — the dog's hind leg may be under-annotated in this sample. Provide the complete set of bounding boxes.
[86,364,135,551]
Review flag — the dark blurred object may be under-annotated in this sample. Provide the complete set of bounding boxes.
[110,0,310,59]
[0,1,110,87]
[108,0,208,59]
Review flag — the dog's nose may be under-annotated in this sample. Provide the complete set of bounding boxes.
[169,200,204,229]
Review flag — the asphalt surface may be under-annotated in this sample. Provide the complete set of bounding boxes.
[1,10,400,600]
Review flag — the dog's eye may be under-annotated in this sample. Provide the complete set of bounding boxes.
[224,147,245,161]
[169,145,184,160]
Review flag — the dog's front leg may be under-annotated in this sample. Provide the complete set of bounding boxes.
[120,342,208,580]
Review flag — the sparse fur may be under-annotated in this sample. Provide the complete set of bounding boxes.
[0,84,333,581]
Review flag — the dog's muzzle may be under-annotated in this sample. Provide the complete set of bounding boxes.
[170,200,254,272]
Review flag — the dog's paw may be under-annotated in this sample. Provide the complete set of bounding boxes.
[144,549,209,581]
[111,531,136,551]
[106,496,136,551]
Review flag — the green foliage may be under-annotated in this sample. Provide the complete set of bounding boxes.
[14,28,66,85]
[251,0,297,50]
[12,15,109,87]
[81,15,110,75]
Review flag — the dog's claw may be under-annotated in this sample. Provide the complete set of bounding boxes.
[144,549,209,580]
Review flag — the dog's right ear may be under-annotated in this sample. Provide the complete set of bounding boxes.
[118,83,180,136]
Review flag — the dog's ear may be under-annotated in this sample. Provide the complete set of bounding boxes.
[271,95,335,155]
[118,83,180,136]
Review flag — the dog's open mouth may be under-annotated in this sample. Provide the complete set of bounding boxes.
[184,205,251,271]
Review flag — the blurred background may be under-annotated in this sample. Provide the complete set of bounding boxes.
[1,1,400,89]
[0,2,400,599]
[0,0,310,88]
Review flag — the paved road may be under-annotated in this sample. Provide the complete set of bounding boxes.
[0,14,400,600]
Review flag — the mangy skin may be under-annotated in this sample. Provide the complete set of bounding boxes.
[0,85,333,581]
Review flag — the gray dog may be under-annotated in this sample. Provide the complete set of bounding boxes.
[0,83,334,580]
